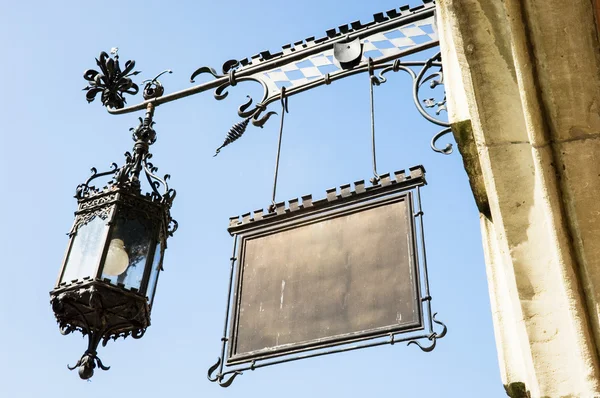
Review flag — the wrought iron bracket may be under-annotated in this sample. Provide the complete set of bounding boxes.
[82,1,451,155]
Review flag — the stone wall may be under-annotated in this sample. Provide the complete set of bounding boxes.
[437,1,600,396]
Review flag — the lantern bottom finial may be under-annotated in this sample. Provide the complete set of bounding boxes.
[51,281,151,379]
[68,349,110,380]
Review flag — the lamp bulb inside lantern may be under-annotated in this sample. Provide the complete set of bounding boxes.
[104,238,129,276]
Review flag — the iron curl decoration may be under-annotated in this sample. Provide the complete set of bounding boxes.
[52,263,154,381]
[143,70,173,100]
[74,115,176,210]
[101,323,146,347]
[190,64,277,155]
[407,313,448,352]
[53,292,137,380]
[414,53,451,154]
[68,350,111,380]
[75,163,119,199]
[207,357,243,388]
[83,48,141,109]
[376,53,452,154]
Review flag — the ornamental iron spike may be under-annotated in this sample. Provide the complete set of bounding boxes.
[214,118,251,157]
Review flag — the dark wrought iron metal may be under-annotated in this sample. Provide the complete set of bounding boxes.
[269,86,288,210]
[85,2,448,156]
[190,67,277,130]
[51,101,176,379]
[143,70,173,100]
[72,1,451,384]
[207,166,446,387]
[75,105,176,212]
[83,48,140,109]
[377,52,451,154]
[407,313,448,352]
[368,58,381,184]
[214,117,251,157]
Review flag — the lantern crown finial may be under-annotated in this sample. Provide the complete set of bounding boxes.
[75,104,176,210]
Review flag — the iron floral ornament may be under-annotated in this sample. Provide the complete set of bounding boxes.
[83,48,140,109]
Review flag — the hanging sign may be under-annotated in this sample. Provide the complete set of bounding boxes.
[208,167,446,387]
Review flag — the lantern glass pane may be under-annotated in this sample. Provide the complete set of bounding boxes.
[146,242,162,304]
[61,216,109,284]
[101,217,153,291]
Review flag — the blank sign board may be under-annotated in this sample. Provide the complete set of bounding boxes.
[226,185,422,364]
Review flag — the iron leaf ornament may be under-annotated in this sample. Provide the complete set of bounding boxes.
[83,48,140,109]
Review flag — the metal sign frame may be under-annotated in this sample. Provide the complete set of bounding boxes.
[229,187,421,364]
[208,166,446,387]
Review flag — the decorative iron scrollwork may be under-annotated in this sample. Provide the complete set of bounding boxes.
[414,53,451,154]
[207,357,243,388]
[189,53,450,157]
[70,206,112,236]
[143,70,173,100]
[376,52,452,154]
[86,5,449,157]
[83,48,140,109]
[72,102,178,250]
[190,65,277,154]
[68,351,111,380]
[190,62,278,146]
[407,313,447,352]
[52,286,150,379]
[74,109,176,210]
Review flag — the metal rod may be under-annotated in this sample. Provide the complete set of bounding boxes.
[217,236,239,376]
[368,58,380,183]
[254,60,443,116]
[221,331,432,375]
[145,102,155,122]
[270,87,288,209]
[106,40,440,116]
[415,185,433,332]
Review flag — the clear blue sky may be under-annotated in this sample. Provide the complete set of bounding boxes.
[0,1,506,397]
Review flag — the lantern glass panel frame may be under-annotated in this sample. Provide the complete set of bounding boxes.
[53,190,169,300]
[59,211,113,286]
[99,209,157,294]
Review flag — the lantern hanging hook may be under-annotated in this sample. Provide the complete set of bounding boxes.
[142,70,172,100]
[368,58,381,185]
[269,86,289,212]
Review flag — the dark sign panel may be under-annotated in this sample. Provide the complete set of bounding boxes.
[226,169,425,364]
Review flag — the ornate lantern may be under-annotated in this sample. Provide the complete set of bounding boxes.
[50,103,176,379]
